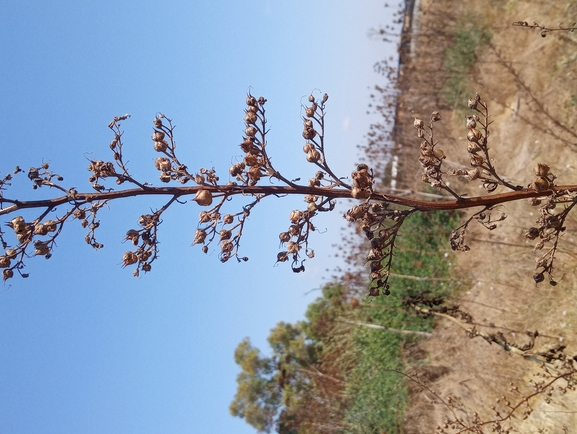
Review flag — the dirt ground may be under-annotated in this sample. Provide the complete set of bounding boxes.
[395,1,577,432]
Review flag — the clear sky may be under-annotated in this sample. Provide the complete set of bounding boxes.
[0,1,398,433]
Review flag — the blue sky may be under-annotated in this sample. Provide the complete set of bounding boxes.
[0,1,398,432]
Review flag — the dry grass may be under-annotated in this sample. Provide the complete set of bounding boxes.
[397,0,577,432]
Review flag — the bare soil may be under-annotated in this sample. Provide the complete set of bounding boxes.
[395,1,577,432]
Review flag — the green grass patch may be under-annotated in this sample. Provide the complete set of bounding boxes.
[343,210,461,433]
[441,24,492,110]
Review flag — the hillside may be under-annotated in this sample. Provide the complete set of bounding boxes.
[390,1,577,432]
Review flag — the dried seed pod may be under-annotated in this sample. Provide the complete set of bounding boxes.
[533,273,545,284]
[193,229,207,245]
[303,142,314,153]
[533,163,550,177]
[34,241,50,256]
[467,128,483,143]
[467,142,481,154]
[433,148,445,159]
[0,256,10,268]
[122,251,138,266]
[34,224,49,236]
[286,241,300,253]
[306,149,321,163]
[279,232,291,243]
[466,116,477,129]
[194,190,213,206]
[466,168,480,180]
[430,111,442,122]
[154,157,171,171]
[532,177,549,192]
[219,229,232,241]
[276,251,289,262]
[302,127,316,140]
[220,241,234,253]
[152,131,165,141]
[289,210,303,223]
[154,140,168,152]
[413,118,424,129]
[244,154,259,167]
[525,227,539,240]
[468,98,478,110]
[3,269,14,280]
[223,214,234,225]
[247,166,262,184]
[244,112,258,124]
[245,126,257,137]
[153,117,163,128]
[198,211,212,223]
[305,104,317,117]
[5,249,17,259]
[470,155,485,167]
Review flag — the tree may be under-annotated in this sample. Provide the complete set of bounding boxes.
[1,92,576,291]
[231,283,352,433]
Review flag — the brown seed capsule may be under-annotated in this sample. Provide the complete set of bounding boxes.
[303,142,314,153]
[276,251,289,262]
[153,118,163,128]
[466,117,477,129]
[302,127,316,140]
[286,241,300,253]
[470,155,485,167]
[413,118,424,129]
[0,256,10,268]
[532,177,549,192]
[34,241,50,256]
[194,190,213,206]
[533,163,550,177]
[279,232,291,243]
[433,148,445,159]
[5,249,17,259]
[152,131,165,141]
[244,112,257,125]
[305,104,317,117]
[306,149,321,163]
[247,166,262,184]
[245,126,257,137]
[289,210,303,223]
[525,227,539,240]
[154,140,168,152]
[122,251,138,267]
[154,157,171,171]
[219,229,232,241]
[467,142,481,154]
[220,241,234,253]
[223,214,234,225]
[193,229,207,245]
[466,168,480,180]
[467,128,483,143]
[2,269,14,280]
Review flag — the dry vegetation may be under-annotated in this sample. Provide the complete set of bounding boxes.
[387,0,577,432]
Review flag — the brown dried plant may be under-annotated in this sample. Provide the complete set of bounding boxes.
[1,92,577,294]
